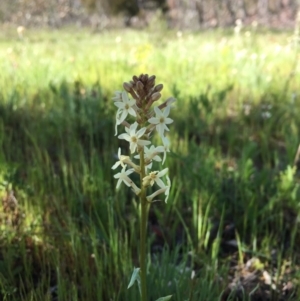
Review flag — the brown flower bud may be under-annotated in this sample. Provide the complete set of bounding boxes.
[154,84,163,93]
[151,92,161,102]
[142,74,149,82]
[123,82,132,92]
[146,75,156,89]
[148,75,155,82]
[136,81,144,91]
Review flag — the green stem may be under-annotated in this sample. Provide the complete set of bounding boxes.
[139,148,148,301]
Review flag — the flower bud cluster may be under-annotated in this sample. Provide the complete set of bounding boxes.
[112,74,175,203]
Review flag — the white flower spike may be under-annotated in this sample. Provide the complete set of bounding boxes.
[112,76,173,198]
[112,75,174,301]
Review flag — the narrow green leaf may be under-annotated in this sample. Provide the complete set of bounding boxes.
[127,267,140,289]
[155,295,172,301]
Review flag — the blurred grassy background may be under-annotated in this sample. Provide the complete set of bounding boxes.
[0,26,300,300]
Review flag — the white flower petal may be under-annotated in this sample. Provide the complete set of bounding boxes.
[114,101,125,109]
[137,140,151,146]
[155,178,166,188]
[164,117,173,124]
[163,105,171,117]
[123,179,132,187]
[112,161,121,169]
[131,122,138,132]
[128,107,137,117]
[122,90,129,101]
[116,178,122,189]
[136,127,146,138]
[128,99,136,106]
[153,155,162,162]
[119,110,128,123]
[148,117,159,124]
[154,106,162,116]
[155,146,165,152]
[118,133,130,141]
[129,143,137,153]
[157,168,168,177]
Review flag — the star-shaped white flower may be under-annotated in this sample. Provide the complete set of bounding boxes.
[112,148,130,169]
[146,176,171,203]
[114,164,133,189]
[118,122,151,154]
[114,91,137,136]
[134,145,164,163]
[112,91,122,102]
[142,168,168,188]
[112,148,141,173]
[148,106,173,138]
[114,91,137,122]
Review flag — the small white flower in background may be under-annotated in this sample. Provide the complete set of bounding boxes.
[17,26,25,39]
[234,19,243,35]
[148,106,173,138]
[114,165,134,189]
[118,122,151,154]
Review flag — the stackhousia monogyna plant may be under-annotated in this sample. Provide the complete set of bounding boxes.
[112,74,175,301]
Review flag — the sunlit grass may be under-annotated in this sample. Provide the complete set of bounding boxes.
[0,27,298,100]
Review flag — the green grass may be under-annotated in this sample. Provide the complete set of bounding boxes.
[0,26,300,300]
